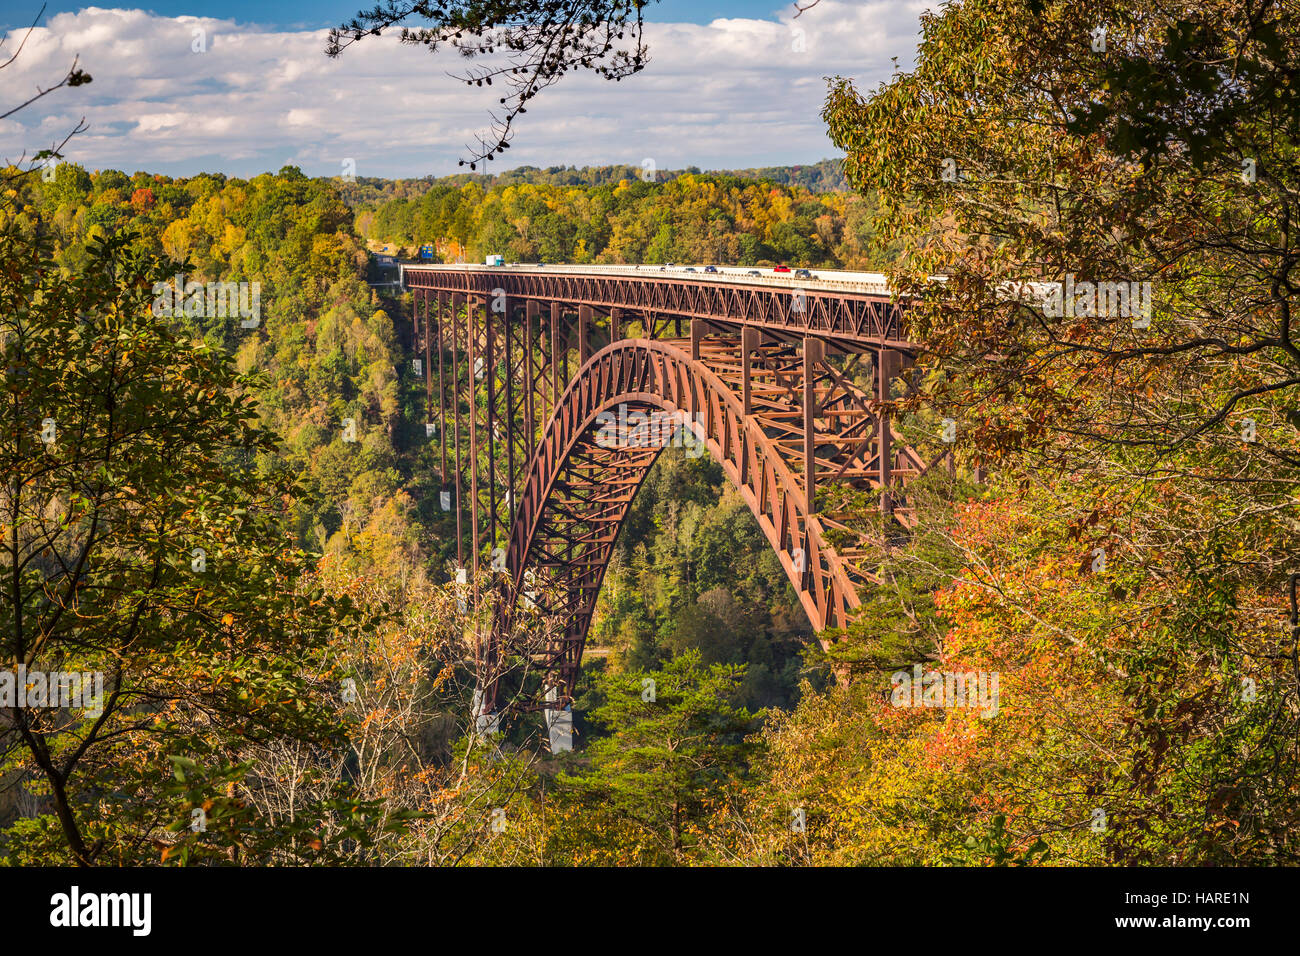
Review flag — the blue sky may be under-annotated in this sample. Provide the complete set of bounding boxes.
[2,1,784,33]
[1,2,928,178]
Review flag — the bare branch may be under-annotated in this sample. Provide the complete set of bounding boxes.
[326,1,653,169]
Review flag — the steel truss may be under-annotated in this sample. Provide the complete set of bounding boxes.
[406,271,938,715]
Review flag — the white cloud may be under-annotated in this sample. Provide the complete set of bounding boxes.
[1,2,927,177]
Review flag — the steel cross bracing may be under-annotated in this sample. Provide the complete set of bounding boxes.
[404,266,943,716]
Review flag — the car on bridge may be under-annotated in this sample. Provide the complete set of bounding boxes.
[773,264,791,273]
[795,268,815,279]
[703,265,718,273]
[747,270,761,276]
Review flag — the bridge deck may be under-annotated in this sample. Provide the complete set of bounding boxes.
[402,262,892,295]
[401,262,911,348]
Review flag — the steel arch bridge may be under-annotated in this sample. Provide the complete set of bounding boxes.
[401,263,951,735]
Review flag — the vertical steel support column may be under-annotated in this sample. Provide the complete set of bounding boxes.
[451,292,465,567]
[877,347,895,516]
[468,296,481,575]
[803,336,824,514]
[474,289,496,724]
[412,290,421,366]
[525,300,537,461]
[609,307,620,344]
[437,291,448,483]
[690,318,705,361]
[741,326,760,415]
[485,295,498,549]
[550,302,561,410]
[738,328,761,488]
[505,297,515,532]
[424,289,433,426]
[578,305,592,363]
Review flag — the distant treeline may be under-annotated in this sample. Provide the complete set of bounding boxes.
[347,163,892,269]
[334,158,849,207]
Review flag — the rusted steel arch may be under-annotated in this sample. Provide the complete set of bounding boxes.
[497,337,862,708]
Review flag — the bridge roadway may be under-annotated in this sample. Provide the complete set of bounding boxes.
[401,261,893,294]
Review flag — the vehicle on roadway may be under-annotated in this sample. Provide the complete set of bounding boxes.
[485,254,505,266]
[703,265,718,273]
[773,264,791,273]
[795,268,815,279]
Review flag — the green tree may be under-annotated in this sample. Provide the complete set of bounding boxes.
[558,650,761,861]
[0,226,377,864]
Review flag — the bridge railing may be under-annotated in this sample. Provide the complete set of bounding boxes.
[401,261,894,297]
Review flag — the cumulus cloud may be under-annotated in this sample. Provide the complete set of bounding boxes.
[1,2,927,177]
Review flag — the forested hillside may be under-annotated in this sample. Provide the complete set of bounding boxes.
[350,167,884,267]
[20,163,442,577]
